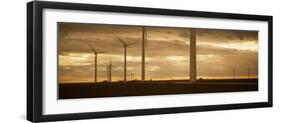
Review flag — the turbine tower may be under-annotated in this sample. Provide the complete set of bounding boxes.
[107,60,114,82]
[233,67,236,79]
[116,36,138,82]
[247,67,250,79]
[87,44,104,83]
[142,27,147,82]
[190,29,197,82]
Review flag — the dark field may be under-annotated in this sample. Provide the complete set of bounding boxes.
[59,79,258,99]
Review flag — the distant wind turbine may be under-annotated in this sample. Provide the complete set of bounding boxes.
[233,67,236,79]
[107,60,115,82]
[247,67,250,79]
[128,73,135,81]
[87,43,104,83]
[116,36,138,82]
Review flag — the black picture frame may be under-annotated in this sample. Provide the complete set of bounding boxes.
[27,1,273,122]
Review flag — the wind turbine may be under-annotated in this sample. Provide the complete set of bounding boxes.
[98,60,114,82]
[116,36,138,82]
[142,27,147,82]
[190,29,197,82]
[128,73,135,81]
[233,67,236,79]
[106,60,115,82]
[247,67,250,79]
[87,43,104,83]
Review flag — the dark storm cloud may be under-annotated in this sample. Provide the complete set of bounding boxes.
[146,39,189,56]
[59,23,190,57]
[59,37,141,56]
[196,29,258,43]
[197,45,255,55]
[59,23,141,38]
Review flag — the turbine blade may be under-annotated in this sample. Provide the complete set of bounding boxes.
[96,51,105,54]
[127,41,139,46]
[87,43,97,53]
[116,36,127,46]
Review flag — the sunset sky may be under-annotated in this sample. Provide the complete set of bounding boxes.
[58,23,258,83]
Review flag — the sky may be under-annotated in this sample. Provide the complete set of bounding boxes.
[58,23,258,83]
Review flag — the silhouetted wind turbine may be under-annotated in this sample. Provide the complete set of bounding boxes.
[142,27,147,82]
[247,67,250,79]
[107,60,115,82]
[116,36,138,82]
[190,29,197,82]
[128,73,135,81]
[233,67,236,79]
[87,43,104,83]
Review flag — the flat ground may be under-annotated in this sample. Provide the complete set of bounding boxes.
[59,79,258,99]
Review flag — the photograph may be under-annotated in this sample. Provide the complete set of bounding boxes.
[26,1,273,122]
[58,23,258,99]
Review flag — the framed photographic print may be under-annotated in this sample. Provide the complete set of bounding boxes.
[27,1,273,122]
